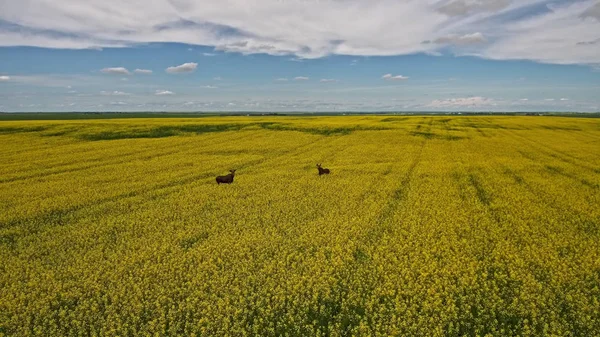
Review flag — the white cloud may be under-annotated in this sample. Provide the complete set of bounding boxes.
[425,51,443,56]
[134,69,152,74]
[101,90,129,96]
[9,74,102,87]
[294,76,309,81]
[166,62,197,74]
[560,98,569,101]
[430,32,487,46]
[155,90,174,95]
[382,74,409,80]
[519,98,529,101]
[203,53,216,56]
[479,2,600,65]
[581,2,600,20]
[438,0,511,16]
[1,0,599,65]
[201,85,218,89]
[275,78,289,82]
[427,96,495,108]
[213,76,222,81]
[101,67,130,75]
[320,79,338,83]
[545,98,555,101]
[0,76,10,81]
[577,38,600,46]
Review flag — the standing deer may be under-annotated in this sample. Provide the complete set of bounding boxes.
[216,169,236,184]
[316,164,330,176]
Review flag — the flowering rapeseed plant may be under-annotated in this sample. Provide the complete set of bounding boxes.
[0,116,598,336]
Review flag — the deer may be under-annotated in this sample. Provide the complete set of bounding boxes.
[316,164,330,176]
[216,169,236,184]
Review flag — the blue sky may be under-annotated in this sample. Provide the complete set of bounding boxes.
[0,0,599,112]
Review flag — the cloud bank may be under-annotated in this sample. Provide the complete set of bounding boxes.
[101,90,129,96]
[429,32,487,46]
[382,74,409,80]
[427,96,496,108]
[1,1,599,65]
[101,67,130,75]
[166,63,198,74]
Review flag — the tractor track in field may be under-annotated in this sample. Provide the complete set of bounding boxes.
[0,133,347,238]
[0,131,260,184]
[501,165,599,236]
[0,171,218,232]
[464,169,504,225]
[512,144,600,195]
[450,123,598,237]
[303,120,431,336]
[365,119,432,241]
[0,147,184,184]
[543,165,599,189]
[504,128,600,174]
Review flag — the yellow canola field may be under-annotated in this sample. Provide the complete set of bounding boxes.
[0,116,599,336]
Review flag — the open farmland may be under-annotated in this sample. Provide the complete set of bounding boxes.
[0,116,599,336]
